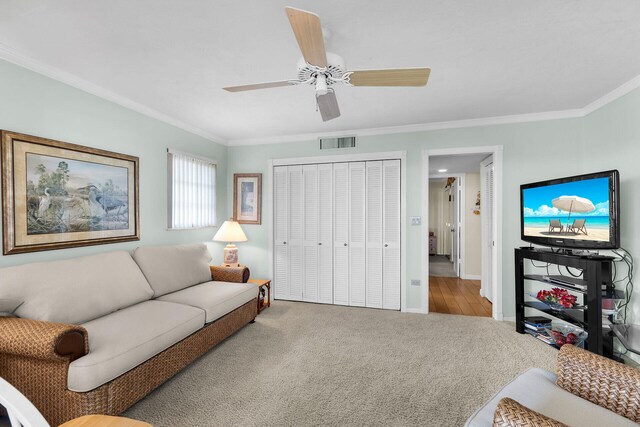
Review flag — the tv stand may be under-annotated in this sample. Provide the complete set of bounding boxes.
[515,248,616,358]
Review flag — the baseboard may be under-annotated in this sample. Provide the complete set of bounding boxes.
[405,308,427,314]
[464,274,481,280]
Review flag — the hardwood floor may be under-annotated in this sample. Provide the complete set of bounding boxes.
[429,276,492,317]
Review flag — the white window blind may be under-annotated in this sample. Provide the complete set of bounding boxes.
[168,150,217,229]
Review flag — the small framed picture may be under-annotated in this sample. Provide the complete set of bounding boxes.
[233,173,262,224]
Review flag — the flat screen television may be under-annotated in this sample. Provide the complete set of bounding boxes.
[520,170,620,249]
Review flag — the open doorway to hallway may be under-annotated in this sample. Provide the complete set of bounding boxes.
[426,152,495,317]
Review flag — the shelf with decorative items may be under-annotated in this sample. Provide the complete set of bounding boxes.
[515,247,618,359]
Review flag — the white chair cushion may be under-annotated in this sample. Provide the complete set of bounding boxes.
[0,251,154,324]
[157,281,257,323]
[132,244,212,297]
[68,300,205,392]
[465,367,637,427]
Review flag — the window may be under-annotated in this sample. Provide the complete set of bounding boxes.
[167,149,217,229]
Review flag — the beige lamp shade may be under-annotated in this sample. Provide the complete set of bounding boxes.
[213,219,248,243]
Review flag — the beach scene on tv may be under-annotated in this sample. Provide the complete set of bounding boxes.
[522,177,610,242]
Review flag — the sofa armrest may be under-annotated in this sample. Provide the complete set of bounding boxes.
[493,398,568,427]
[557,344,640,423]
[0,317,88,361]
[210,265,250,283]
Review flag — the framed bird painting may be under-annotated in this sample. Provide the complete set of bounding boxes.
[1,130,140,254]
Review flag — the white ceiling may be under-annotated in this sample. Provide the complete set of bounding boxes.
[429,153,490,177]
[1,1,640,144]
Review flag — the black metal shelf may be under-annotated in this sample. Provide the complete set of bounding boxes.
[515,248,615,358]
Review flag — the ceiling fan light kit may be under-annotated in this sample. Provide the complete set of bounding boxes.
[223,6,431,121]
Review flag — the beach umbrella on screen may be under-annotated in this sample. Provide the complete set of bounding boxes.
[551,196,595,222]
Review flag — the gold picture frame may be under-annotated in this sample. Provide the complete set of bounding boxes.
[1,130,140,255]
[233,173,262,224]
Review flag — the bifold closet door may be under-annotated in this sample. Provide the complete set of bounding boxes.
[273,166,289,300]
[383,159,401,310]
[333,162,350,306]
[303,165,319,303]
[317,163,334,304]
[349,162,366,307]
[366,161,383,308]
[288,166,304,300]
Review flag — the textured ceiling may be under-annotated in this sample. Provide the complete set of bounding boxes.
[1,0,639,143]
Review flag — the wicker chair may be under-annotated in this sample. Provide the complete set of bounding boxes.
[466,344,640,426]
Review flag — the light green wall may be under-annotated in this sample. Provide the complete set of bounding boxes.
[0,59,228,268]
[228,88,640,317]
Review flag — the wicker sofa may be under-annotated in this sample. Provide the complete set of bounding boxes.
[466,344,640,426]
[0,243,258,426]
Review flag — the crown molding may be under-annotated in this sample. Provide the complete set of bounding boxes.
[227,109,585,146]
[2,42,639,148]
[0,42,228,145]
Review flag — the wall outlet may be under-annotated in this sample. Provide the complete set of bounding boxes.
[410,279,421,287]
[411,216,421,226]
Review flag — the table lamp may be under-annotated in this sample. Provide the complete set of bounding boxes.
[213,218,248,267]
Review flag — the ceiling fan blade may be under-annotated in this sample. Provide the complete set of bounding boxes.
[316,90,340,122]
[223,81,294,92]
[285,7,327,68]
[347,68,431,87]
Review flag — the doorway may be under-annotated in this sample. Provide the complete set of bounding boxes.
[422,146,503,319]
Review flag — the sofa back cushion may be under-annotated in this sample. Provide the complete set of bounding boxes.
[132,244,212,297]
[0,251,154,324]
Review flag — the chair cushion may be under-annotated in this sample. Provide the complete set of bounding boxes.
[157,281,257,323]
[67,300,205,392]
[132,244,212,297]
[465,368,637,427]
[0,251,154,324]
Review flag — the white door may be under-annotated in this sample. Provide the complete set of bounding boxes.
[366,161,383,308]
[288,165,304,300]
[302,165,318,302]
[481,156,495,303]
[273,166,289,300]
[451,180,458,276]
[333,162,350,306]
[317,163,333,304]
[349,162,366,307]
[383,160,401,310]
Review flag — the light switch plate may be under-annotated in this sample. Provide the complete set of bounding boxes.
[410,279,421,287]
[411,216,421,226]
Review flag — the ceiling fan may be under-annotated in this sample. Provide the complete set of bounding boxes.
[223,7,431,122]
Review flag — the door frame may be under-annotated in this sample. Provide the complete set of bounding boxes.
[422,146,504,320]
[427,173,466,279]
[267,151,407,312]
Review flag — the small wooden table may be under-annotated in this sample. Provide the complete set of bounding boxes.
[248,279,271,314]
[59,415,152,427]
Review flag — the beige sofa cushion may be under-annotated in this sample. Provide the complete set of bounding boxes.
[0,251,154,324]
[158,281,257,323]
[132,244,212,297]
[68,300,205,392]
[465,368,637,427]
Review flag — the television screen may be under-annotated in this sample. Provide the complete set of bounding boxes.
[520,171,619,249]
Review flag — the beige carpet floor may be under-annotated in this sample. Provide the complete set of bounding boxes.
[123,301,556,427]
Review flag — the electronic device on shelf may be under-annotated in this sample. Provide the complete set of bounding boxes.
[542,275,588,291]
[520,170,620,249]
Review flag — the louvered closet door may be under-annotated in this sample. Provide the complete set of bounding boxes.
[317,163,334,304]
[288,165,304,300]
[303,165,319,302]
[382,160,401,310]
[366,161,383,308]
[273,166,289,300]
[349,162,366,307]
[333,162,350,306]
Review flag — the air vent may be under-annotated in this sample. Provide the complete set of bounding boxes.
[319,136,356,150]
